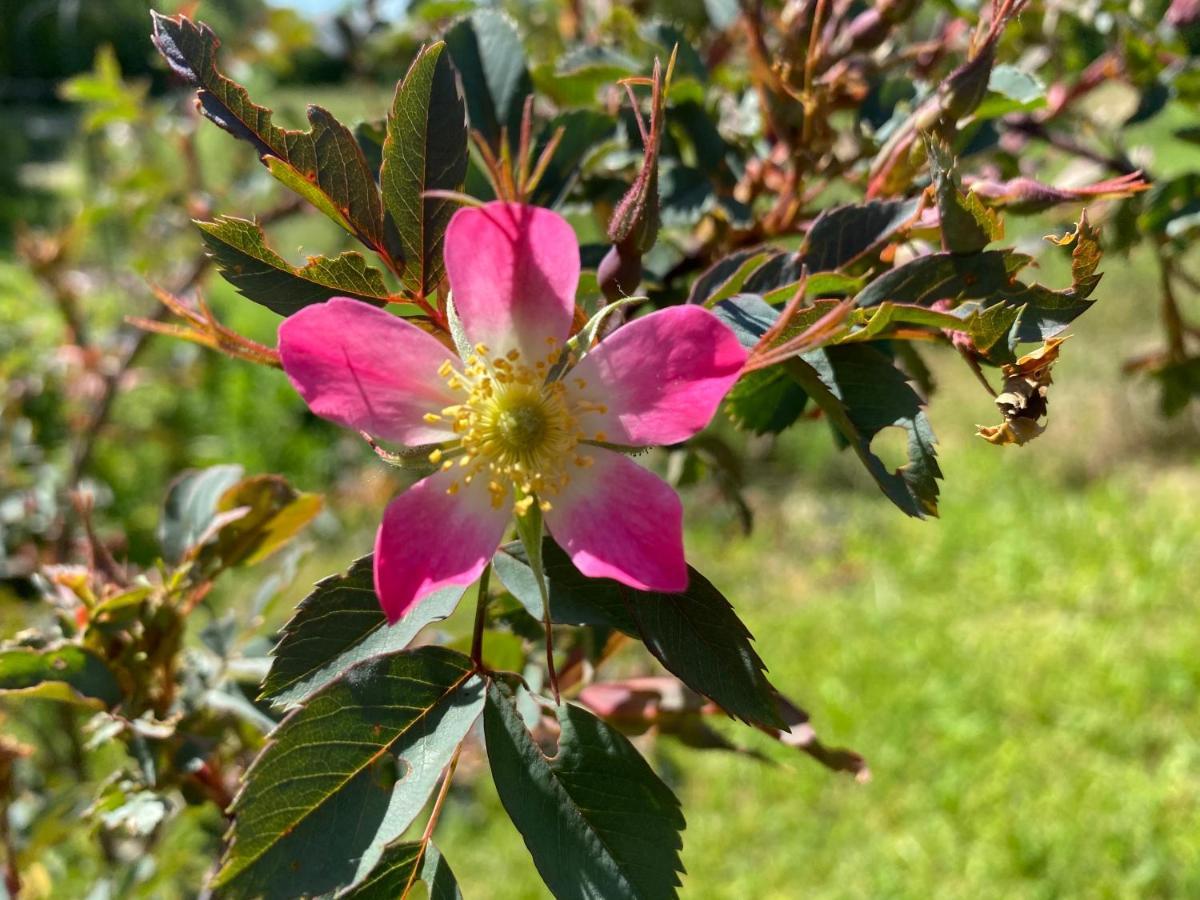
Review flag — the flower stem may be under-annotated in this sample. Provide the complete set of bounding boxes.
[470,563,491,670]
[513,502,560,704]
[1156,245,1188,363]
[543,605,560,705]
[403,744,463,898]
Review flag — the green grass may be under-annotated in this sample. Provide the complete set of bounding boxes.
[431,244,1200,898]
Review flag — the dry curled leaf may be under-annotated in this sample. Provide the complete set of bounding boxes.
[977,336,1068,445]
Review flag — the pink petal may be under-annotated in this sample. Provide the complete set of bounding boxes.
[278,298,459,446]
[374,468,509,623]
[443,202,578,362]
[544,448,687,592]
[568,305,746,446]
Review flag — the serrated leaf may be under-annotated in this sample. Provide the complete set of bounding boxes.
[444,10,531,149]
[962,301,1024,361]
[159,464,244,564]
[995,213,1102,342]
[713,293,860,354]
[215,647,483,899]
[494,540,784,728]
[198,217,391,315]
[0,646,122,709]
[787,345,941,518]
[724,367,809,435]
[382,42,469,298]
[800,198,919,272]
[151,13,384,247]
[484,680,685,900]
[854,249,1025,308]
[261,556,468,708]
[927,139,1002,255]
[343,841,461,900]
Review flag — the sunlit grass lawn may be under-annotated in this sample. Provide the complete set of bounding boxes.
[430,244,1200,898]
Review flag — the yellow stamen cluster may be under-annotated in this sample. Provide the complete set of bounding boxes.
[423,339,608,514]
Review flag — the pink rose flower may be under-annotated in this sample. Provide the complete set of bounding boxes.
[278,202,746,623]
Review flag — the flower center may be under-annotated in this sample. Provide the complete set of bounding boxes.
[422,341,607,514]
[496,395,550,453]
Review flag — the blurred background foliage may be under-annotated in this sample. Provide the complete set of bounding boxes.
[0,0,1198,897]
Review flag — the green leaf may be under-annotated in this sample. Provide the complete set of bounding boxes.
[344,841,461,900]
[787,345,941,518]
[151,13,384,247]
[1139,173,1200,237]
[1152,355,1200,416]
[261,556,468,708]
[724,367,809,435]
[444,10,532,149]
[159,464,244,564]
[215,647,483,899]
[838,302,965,344]
[194,475,322,573]
[927,138,1002,255]
[688,248,774,307]
[961,300,1024,361]
[382,41,469,298]
[975,64,1047,120]
[710,292,781,350]
[59,45,146,130]
[0,646,122,709]
[995,214,1103,342]
[534,47,638,107]
[197,217,391,315]
[531,110,616,207]
[484,680,685,900]
[854,249,1026,308]
[800,198,919,272]
[494,540,784,728]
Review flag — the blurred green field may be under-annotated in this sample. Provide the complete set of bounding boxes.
[430,242,1200,899]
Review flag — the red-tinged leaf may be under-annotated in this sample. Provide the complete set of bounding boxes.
[197,217,392,315]
[151,12,384,250]
[759,692,870,782]
[381,41,469,298]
